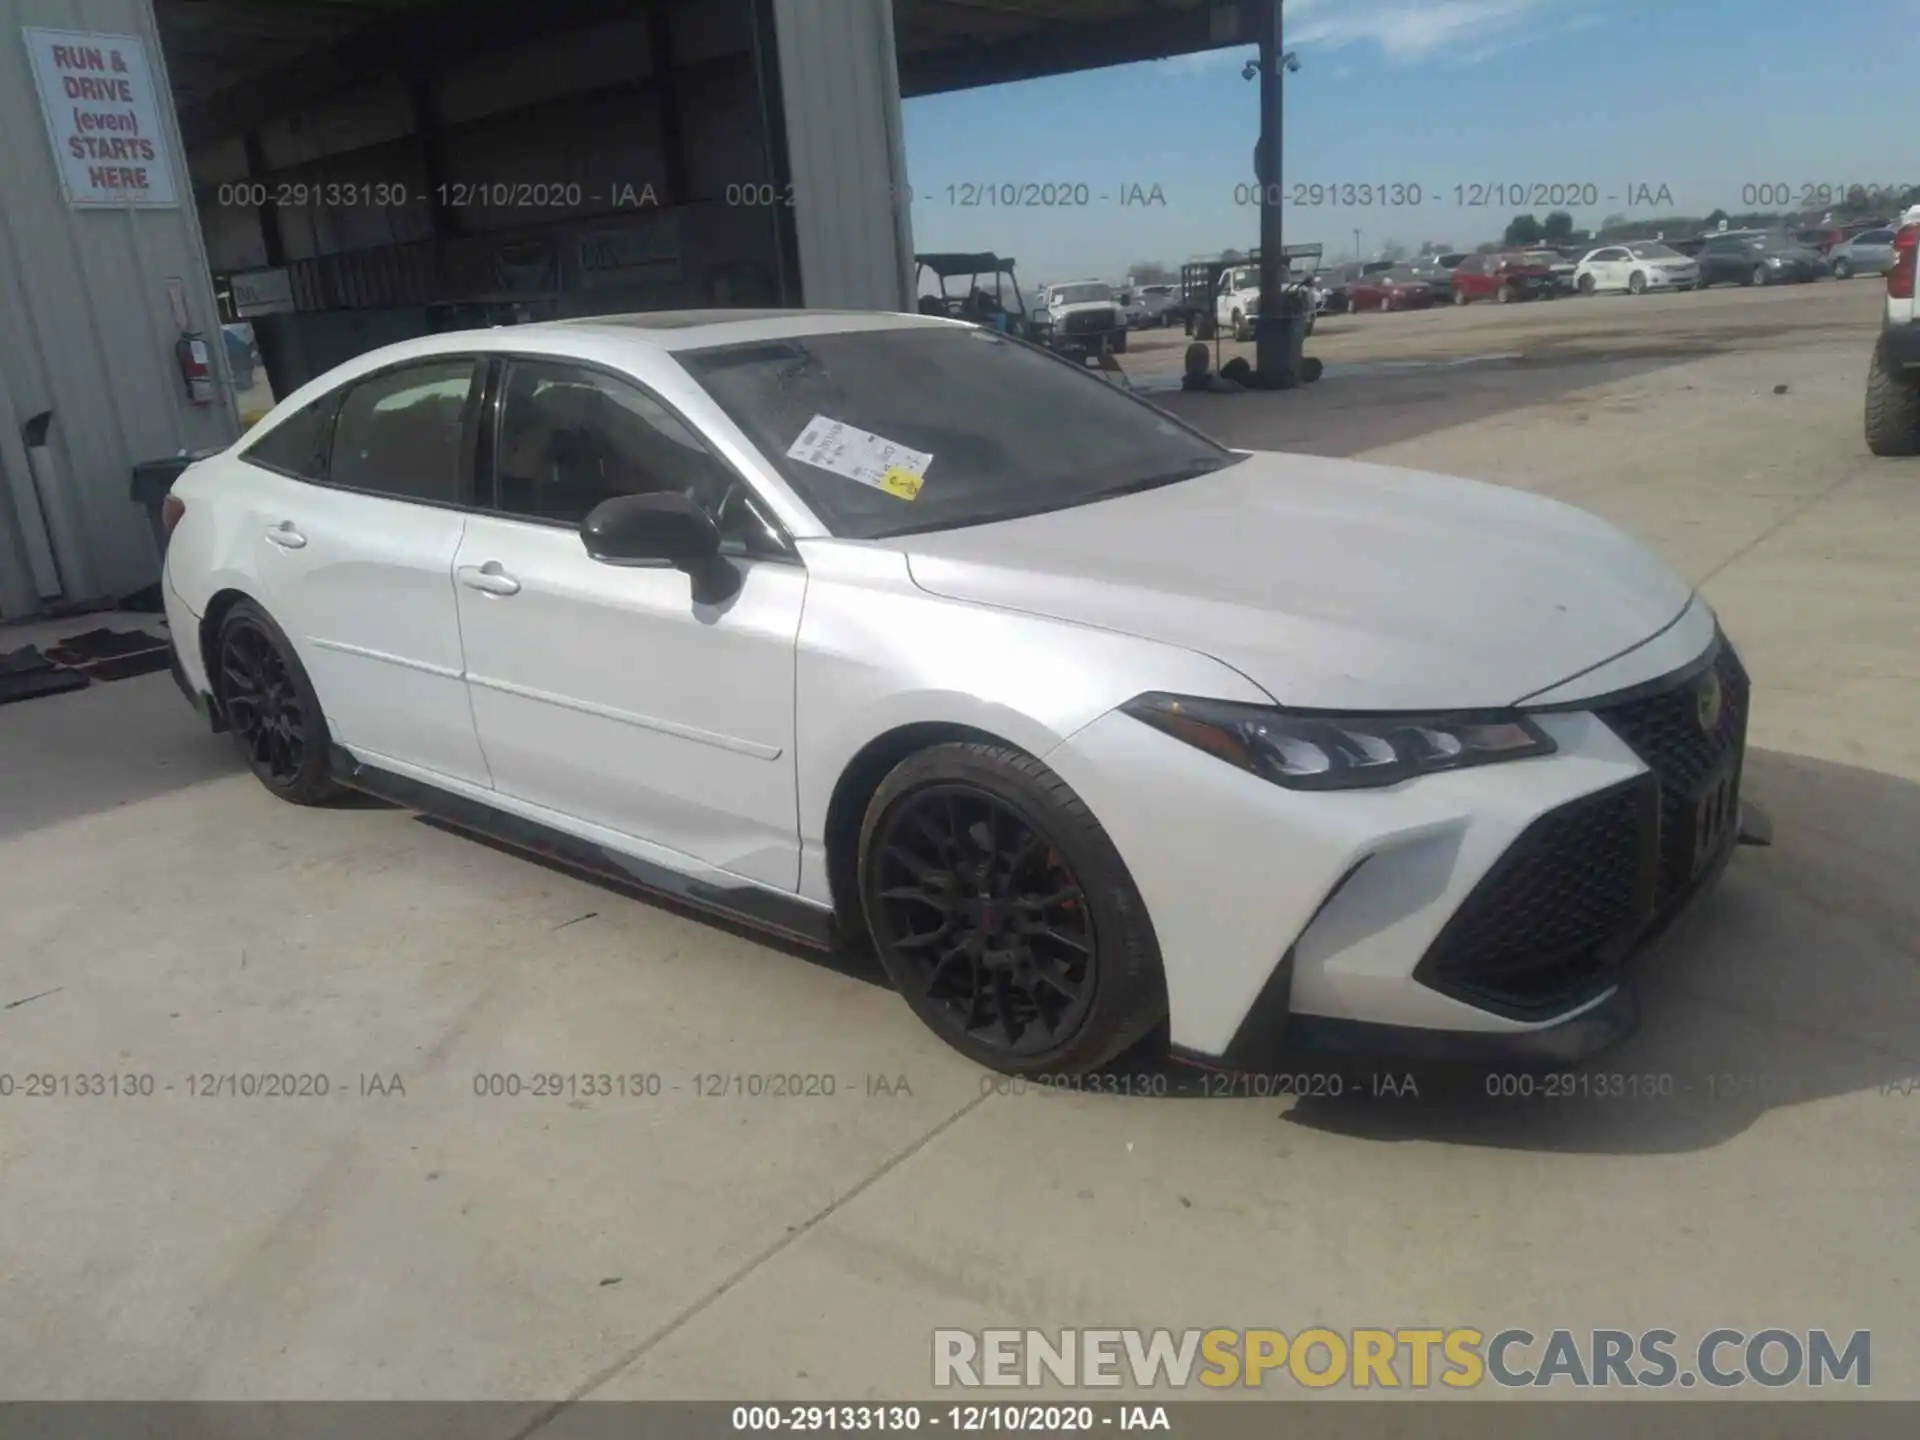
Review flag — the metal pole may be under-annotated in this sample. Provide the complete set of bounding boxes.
[1253,0,1296,386]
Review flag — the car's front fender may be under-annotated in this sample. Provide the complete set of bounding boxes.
[790,540,1269,909]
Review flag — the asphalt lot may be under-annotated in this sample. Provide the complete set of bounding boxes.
[2,280,1916,1405]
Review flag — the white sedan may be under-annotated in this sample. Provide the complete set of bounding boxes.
[160,309,1767,1075]
[1574,242,1700,295]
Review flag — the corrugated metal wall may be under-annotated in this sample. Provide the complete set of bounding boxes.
[770,0,915,312]
[0,0,236,617]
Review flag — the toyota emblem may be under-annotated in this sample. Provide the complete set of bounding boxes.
[1696,670,1724,735]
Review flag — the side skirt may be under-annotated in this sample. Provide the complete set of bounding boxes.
[327,746,837,951]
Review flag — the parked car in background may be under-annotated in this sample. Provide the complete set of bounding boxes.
[1449,251,1554,304]
[1574,242,1699,295]
[1347,265,1437,312]
[1829,228,1898,278]
[1695,232,1825,288]
[1524,248,1581,294]
[1866,216,1920,454]
[1403,256,1459,305]
[1135,283,1179,325]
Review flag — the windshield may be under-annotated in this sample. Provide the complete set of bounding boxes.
[1052,283,1111,304]
[1631,243,1683,258]
[678,325,1239,541]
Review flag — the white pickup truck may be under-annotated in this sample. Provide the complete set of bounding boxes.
[1042,281,1128,359]
[1865,206,1920,454]
[1214,263,1318,342]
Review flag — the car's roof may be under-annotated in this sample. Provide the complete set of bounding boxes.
[235,309,962,443]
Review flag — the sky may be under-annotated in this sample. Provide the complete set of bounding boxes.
[901,0,1918,286]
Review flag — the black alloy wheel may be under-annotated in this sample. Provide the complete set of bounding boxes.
[216,601,339,804]
[859,742,1165,1074]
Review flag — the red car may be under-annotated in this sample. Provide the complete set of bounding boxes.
[1449,251,1555,304]
[1347,265,1435,311]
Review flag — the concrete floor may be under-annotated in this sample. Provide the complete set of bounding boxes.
[1,282,1915,1404]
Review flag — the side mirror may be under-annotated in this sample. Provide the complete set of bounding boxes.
[580,492,739,603]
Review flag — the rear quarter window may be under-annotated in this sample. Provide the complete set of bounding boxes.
[240,397,336,480]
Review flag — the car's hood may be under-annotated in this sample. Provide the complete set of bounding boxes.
[1052,300,1116,315]
[899,453,1694,711]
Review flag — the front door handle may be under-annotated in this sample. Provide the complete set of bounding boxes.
[265,522,307,549]
[457,561,521,597]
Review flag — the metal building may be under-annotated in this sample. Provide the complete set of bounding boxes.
[0,0,1265,620]
[0,0,236,618]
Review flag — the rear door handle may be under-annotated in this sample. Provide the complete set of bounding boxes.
[265,522,307,549]
[457,561,521,597]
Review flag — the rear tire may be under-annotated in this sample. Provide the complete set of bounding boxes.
[858,741,1166,1076]
[1834,258,1853,279]
[1864,356,1920,456]
[1452,288,1468,306]
[214,600,341,805]
[1577,274,1596,295]
[1749,264,1769,287]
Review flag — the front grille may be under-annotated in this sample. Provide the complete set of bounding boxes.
[1063,309,1116,333]
[1594,642,1750,904]
[1414,638,1750,1018]
[1417,777,1657,1016]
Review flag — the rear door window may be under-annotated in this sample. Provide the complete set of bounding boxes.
[327,360,481,505]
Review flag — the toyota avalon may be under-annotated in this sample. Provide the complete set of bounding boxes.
[160,309,1767,1076]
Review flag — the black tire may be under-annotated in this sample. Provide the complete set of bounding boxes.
[1195,313,1216,341]
[1452,287,1468,306]
[1628,271,1647,295]
[1864,357,1920,456]
[214,600,341,805]
[1110,330,1127,355]
[1495,282,1514,304]
[857,741,1166,1076]
[1834,259,1853,279]
[1231,309,1250,343]
[1377,295,1391,312]
[1749,264,1768,287]
[1577,273,1596,295]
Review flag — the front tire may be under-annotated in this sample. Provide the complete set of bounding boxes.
[1495,282,1514,304]
[1834,258,1853,279]
[858,741,1166,1076]
[214,600,341,805]
[1452,287,1468,306]
[1864,357,1920,456]
[1749,264,1769,287]
[1577,274,1596,295]
[1628,271,1647,295]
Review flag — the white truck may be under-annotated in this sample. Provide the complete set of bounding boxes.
[1865,205,1920,454]
[1042,280,1128,359]
[1213,263,1318,342]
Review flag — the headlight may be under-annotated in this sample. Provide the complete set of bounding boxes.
[1120,693,1557,791]
[1766,256,1784,266]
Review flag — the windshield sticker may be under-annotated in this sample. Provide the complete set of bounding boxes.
[786,415,932,501]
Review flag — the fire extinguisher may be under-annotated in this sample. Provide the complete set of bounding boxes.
[176,332,215,405]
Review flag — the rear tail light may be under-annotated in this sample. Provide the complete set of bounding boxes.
[160,493,186,542]
[1889,225,1919,299]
